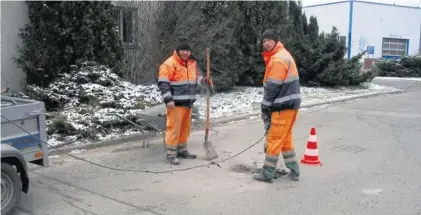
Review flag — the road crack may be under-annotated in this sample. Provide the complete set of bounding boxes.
[63,199,99,215]
[33,180,93,208]
[32,172,165,215]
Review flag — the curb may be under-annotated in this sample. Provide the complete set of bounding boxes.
[48,89,403,155]
[49,132,163,156]
[374,77,421,82]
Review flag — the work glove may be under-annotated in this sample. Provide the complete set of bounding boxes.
[263,142,268,153]
[261,110,271,133]
[203,77,215,96]
[203,77,213,85]
[166,101,175,109]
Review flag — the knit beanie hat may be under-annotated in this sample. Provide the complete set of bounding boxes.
[176,37,191,51]
[261,29,279,42]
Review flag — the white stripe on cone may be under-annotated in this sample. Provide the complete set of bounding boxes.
[308,134,317,143]
[304,148,319,156]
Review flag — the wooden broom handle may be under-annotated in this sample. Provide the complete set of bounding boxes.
[205,48,211,131]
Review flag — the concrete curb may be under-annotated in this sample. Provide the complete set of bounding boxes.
[374,77,421,82]
[48,89,403,156]
[49,132,164,156]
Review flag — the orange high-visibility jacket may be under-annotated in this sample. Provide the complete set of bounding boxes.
[261,42,301,112]
[157,51,205,107]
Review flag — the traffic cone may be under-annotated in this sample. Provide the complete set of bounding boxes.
[301,127,322,166]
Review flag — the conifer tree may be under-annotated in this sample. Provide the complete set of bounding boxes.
[15,1,124,87]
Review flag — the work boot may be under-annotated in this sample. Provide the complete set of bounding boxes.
[166,155,180,165]
[253,172,273,183]
[273,169,288,179]
[177,151,197,159]
[288,171,299,181]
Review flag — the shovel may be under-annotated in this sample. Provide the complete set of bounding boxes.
[202,47,218,160]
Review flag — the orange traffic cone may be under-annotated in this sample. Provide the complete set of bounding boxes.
[301,127,322,166]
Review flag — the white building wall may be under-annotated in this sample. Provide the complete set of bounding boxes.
[1,1,29,91]
[303,2,350,38]
[303,0,421,60]
[351,1,421,58]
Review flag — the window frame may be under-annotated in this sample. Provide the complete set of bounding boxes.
[381,37,408,58]
[115,6,138,48]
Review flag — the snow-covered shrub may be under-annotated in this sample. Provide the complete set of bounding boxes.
[25,61,162,111]
[21,62,164,145]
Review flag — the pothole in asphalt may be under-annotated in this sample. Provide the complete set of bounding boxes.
[229,164,261,174]
[229,163,290,180]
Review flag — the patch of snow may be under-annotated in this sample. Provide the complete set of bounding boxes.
[48,155,60,159]
[194,83,399,120]
[69,149,87,154]
[374,77,421,82]
[97,128,144,141]
[47,136,61,147]
[195,87,262,119]
[47,134,84,148]
[248,116,259,120]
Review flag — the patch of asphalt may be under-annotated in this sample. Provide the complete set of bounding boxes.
[48,89,403,156]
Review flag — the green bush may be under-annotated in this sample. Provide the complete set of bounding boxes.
[14,1,124,87]
[372,55,421,77]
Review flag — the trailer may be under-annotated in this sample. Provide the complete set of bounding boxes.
[1,94,49,215]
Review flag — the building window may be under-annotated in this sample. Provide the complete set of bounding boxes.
[115,7,137,45]
[337,36,346,46]
[381,37,408,57]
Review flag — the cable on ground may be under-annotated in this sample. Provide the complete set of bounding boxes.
[1,115,267,174]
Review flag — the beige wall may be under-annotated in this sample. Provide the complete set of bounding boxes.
[112,1,161,85]
[1,1,29,91]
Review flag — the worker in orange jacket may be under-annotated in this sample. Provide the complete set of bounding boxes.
[254,29,301,183]
[157,37,212,165]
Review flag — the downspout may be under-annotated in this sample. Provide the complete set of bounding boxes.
[347,0,354,60]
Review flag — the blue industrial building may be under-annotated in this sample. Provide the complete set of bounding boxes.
[303,0,421,62]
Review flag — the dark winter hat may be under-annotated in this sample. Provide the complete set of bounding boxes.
[261,29,279,42]
[176,37,191,51]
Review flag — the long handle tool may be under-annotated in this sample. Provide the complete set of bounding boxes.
[203,47,218,160]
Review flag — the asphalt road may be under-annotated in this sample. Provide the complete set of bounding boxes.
[12,79,421,215]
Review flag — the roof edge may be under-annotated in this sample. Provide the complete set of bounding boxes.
[355,1,421,10]
[303,0,421,10]
[303,1,348,8]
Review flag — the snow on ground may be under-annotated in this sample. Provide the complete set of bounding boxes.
[9,63,399,148]
[194,82,399,120]
[374,77,421,82]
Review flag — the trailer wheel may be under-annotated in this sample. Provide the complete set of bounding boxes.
[1,163,21,215]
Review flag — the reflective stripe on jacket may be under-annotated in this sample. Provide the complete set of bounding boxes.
[157,51,205,107]
[261,42,301,112]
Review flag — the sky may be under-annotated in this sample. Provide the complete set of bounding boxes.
[301,0,421,7]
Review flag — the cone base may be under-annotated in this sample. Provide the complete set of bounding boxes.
[301,159,322,166]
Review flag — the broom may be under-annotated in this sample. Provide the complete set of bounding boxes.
[202,47,218,160]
